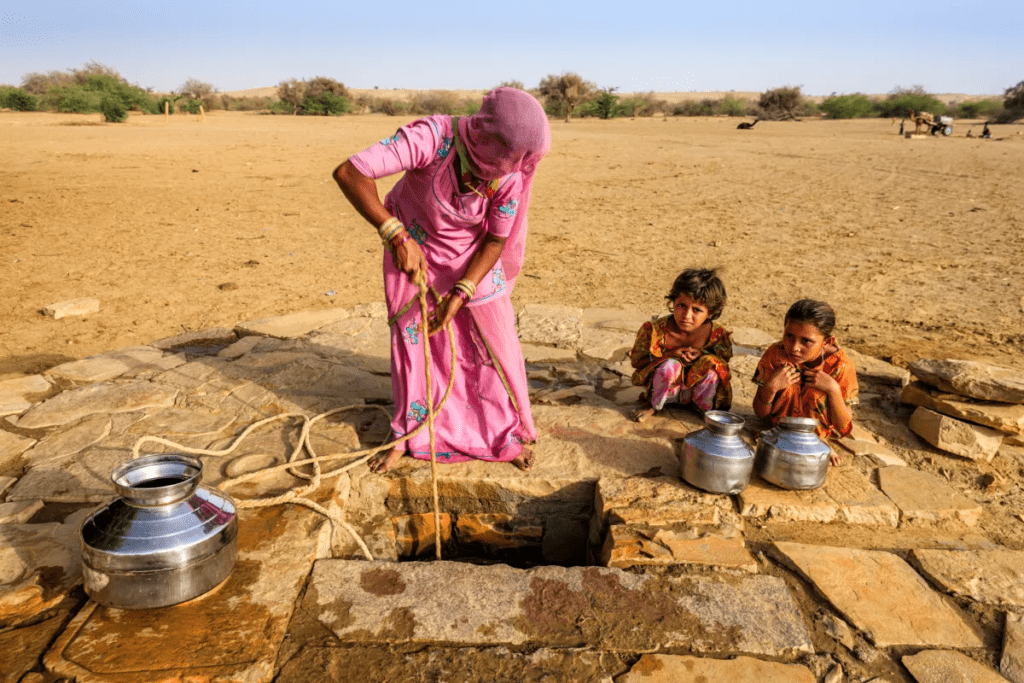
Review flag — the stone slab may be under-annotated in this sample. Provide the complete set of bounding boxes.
[730,327,777,353]
[217,334,262,359]
[517,304,584,349]
[581,307,651,333]
[771,541,983,649]
[1004,612,1024,683]
[578,327,634,362]
[0,499,43,524]
[619,654,815,682]
[878,466,982,526]
[45,346,166,383]
[44,504,326,683]
[10,441,158,503]
[602,525,757,572]
[903,381,1024,436]
[0,607,76,683]
[305,316,392,375]
[235,307,351,339]
[595,475,737,530]
[521,343,579,363]
[151,326,238,352]
[844,347,910,386]
[910,548,1024,609]
[20,413,111,468]
[0,509,90,630]
[739,475,839,523]
[0,476,14,498]
[305,560,812,656]
[14,380,177,430]
[41,297,99,319]
[837,438,907,466]
[275,645,630,683]
[824,466,900,526]
[902,650,1009,682]
[910,406,1003,462]
[909,359,1024,404]
[0,429,36,468]
[0,374,51,416]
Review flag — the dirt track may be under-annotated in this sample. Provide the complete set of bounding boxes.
[1,110,1022,378]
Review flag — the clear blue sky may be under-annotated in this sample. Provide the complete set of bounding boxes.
[1,1,1020,96]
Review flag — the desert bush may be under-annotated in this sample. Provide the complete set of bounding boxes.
[410,90,462,115]
[673,99,717,117]
[155,96,175,114]
[538,72,596,122]
[277,79,305,114]
[301,92,350,116]
[221,95,274,112]
[177,78,217,109]
[758,86,805,120]
[592,89,620,119]
[179,98,202,114]
[305,76,348,99]
[998,80,1024,122]
[618,92,668,117]
[719,96,751,117]
[42,86,102,113]
[497,80,525,90]
[948,99,1003,119]
[820,93,876,119]
[877,86,945,119]
[100,95,129,122]
[0,87,39,111]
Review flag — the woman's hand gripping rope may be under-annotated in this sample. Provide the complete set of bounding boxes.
[129,266,456,562]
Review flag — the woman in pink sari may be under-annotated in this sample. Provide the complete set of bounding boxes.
[333,88,550,473]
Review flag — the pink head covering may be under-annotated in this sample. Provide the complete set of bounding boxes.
[457,87,550,286]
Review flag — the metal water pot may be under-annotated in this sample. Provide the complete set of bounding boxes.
[755,417,831,490]
[80,453,238,609]
[676,410,755,495]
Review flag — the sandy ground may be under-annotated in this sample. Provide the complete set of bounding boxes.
[1,109,1022,379]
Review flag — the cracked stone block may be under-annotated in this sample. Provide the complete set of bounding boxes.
[619,654,815,682]
[602,525,757,572]
[41,297,99,319]
[910,548,1024,610]
[877,467,982,526]
[1004,612,1024,683]
[0,429,36,469]
[517,304,583,349]
[771,541,982,648]
[151,327,238,352]
[46,346,167,383]
[909,406,1003,462]
[902,650,1009,683]
[15,381,177,430]
[393,512,452,559]
[0,374,51,417]
[844,347,910,387]
[909,359,1024,404]
[903,381,1024,436]
[235,307,351,339]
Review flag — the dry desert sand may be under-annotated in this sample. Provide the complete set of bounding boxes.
[1,107,1022,379]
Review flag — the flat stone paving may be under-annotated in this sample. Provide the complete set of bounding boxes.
[0,303,1020,681]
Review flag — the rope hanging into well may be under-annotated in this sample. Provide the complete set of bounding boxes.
[131,272,451,562]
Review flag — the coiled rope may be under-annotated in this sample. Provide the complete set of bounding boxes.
[131,271,451,561]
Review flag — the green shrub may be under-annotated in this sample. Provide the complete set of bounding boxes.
[758,86,805,120]
[719,96,750,117]
[462,99,481,115]
[949,99,1003,119]
[592,90,620,119]
[155,96,174,114]
[820,93,876,119]
[179,98,202,114]
[877,86,945,119]
[409,90,463,115]
[673,99,717,116]
[0,87,38,111]
[300,92,351,116]
[43,86,102,113]
[100,95,128,122]
[619,93,668,117]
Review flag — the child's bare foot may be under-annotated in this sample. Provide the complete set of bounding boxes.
[630,407,656,423]
[368,448,404,473]
[829,451,845,466]
[511,449,534,471]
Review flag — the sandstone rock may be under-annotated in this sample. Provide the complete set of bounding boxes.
[305,560,812,655]
[910,406,1003,461]
[118,351,187,379]
[844,348,910,386]
[836,438,907,466]
[0,477,14,498]
[0,374,51,416]
[825,466,900,526]
[517,304,584,348]
[771,541,982,648]
[910,548,1024,609]
[823,613,856,649]
[878,466,982,526]
[602,525,757,572]
[45,505,327,683]
[0,509,89,630]
[0,609,75,683]
[41,297,99,319]
[455,513,543,550]
[614,386,645,405]
[595,475,736,531]
[730,327,777,354]
[236,307,352,339]
[150,358,223,390]
[15,381,177,430]
[46,346,167,383]
[619,654,815,682]
[534,384,595,403]
[216,334,262,359]
[151,326,238,352]
[1004,612,1024,683]
[393,512,452,558]
[739,475,840,523]
[9,441,150,503]
[20,414,111,468]
[520,343,579,363]
[305,315,392,375]
[130,406,235,438]
[0,500,43,524]
[902,650,1009,683]
[909,358,1024,404]
[903,381,1024,436]
[0,429,36,468]
[578,327,634,362]
[581,307,650,333]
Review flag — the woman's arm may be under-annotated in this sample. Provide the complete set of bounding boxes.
[333,160,427,279]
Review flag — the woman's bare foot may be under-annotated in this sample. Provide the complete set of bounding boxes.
[368,448,404,474]
[511,449,535,471]
[630,407,656,423]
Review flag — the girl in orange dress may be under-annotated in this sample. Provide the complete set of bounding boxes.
[629,268,733,422]
[752,299,858,465]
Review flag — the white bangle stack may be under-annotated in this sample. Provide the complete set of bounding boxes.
[377,217,404,243]
[453,278,476,300]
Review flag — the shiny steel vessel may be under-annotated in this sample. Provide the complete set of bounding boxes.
[755,417,831,490]
[678,410,755,495]
[81,453,237,609]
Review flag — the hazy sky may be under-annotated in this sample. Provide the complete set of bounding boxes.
[1,2,1020,96]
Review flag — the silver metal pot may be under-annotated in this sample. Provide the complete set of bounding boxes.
[755,417,831,490]
[676,410,754,495]
[80,453,238,609]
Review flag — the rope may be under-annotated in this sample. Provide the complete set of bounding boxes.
[131,274,454,563]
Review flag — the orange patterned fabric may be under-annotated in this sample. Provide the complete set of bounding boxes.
[752,341,859,439]
[630,317,733,411]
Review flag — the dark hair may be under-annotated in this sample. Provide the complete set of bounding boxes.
[665,268,727,321]
[784,299,836,337]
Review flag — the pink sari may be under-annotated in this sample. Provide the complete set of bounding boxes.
[348,88,550,462]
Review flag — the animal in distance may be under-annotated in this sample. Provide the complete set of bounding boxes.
[736,119,758,130]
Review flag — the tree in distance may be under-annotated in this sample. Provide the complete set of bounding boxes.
[176,78,217,109]
[538,72,596,122]
[1003,80,1024,122]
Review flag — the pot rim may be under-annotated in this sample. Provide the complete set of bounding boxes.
[111,453,203,506]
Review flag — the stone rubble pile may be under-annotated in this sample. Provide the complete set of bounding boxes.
[903,359,1024,461]
[0,303,1021,682]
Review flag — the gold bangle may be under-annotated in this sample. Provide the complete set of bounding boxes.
[454,278,476,297]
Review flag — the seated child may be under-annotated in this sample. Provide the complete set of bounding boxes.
[752,299,858,465]
[629,268,733,422]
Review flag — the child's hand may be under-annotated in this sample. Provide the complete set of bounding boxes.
[674,347,701,364]
[801,367,840,394]
[765,364,800,394]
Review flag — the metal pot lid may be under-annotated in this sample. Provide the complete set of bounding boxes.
[779,416,820,432]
